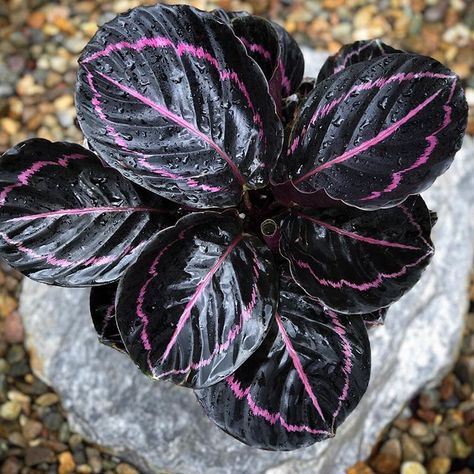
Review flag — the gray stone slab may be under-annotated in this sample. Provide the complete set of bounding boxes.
[20,49,474,474]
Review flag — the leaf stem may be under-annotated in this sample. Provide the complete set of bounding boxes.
[243,191,252,212]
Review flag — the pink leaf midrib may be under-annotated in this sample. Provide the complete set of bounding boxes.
[94,71,247,187]
[293,89,442,185]
[295,212,421,250]
[160,233,244,362]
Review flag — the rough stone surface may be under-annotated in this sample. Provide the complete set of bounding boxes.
[20,50,474,474]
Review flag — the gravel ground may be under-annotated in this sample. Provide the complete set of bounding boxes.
[0,0,473,473]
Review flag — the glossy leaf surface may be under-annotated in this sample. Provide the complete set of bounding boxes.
[196,274,371,450]
[76,4,282,209]
[211,10,303,101]
[280,195,434,313]
[231,16,282,109]
[116,211,277,388]
[317,40,402,83]
[271,21,304,97]
[0,139,170,286]
[90,283,125,352]
[278,53,468,209]
[362,307,388,329]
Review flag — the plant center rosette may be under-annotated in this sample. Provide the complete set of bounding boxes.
[0,4,468,451]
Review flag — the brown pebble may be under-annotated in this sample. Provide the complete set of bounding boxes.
[116,463,140,474]
[68,432,82,449]
[442,409,464,429]
[439,374,455,400]
[0,118,20,136]
[416,409,437,423]
[7,432,26,448]
[452,432,472,458]
[21,419,43,441]
[0,293,18,319]
[52,16,76,35]
[77,465,93,473]
[3,312,24,344]
[24,446,55,466]
[53,94,74,111]
[393,417,410,431]
[0,456,23,474]
[433,434,452,457]
[464,424,474,447]
[401,461,427,474]
[427,457,451,474]
[58,451,76,474]
[27,11,46,29]
[418,390,439,410]
[347,462,375,474]
[43,439,69,453]
[401,433,425,463]
[0,401,22,420]
[370,451,401,474]
[409,420,429,438]
[35,392,60,407]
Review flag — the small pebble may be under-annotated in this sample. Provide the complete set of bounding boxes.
[24,446,55,466]
[35,392,59,407]
[433,434,453,457]
[8,432,26,448]
[347,462,375,474]
[116,463,140,474]
[1,456,23,474]
[409,421,429,438]
[22,419,43,440]
[42,411,64,431]
[0,293,18,318]
[58,451,76,474]
[3,312,24,344]
[0,401,22,420]
[452,432,472,458]
[401,461,427,474]
[427,457,451,474]
[402,433,425,463]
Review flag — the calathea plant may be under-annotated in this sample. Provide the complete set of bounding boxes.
[0,4,468,451]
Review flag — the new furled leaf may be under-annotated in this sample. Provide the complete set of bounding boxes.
[317,39,403,83]
[231,16,282,111]
[211,9,304,101]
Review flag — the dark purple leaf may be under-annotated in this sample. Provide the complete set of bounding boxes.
[276,53,468,210]
[90,283,125,352]
[116,211,277,388]
[210,8,248,24]
[195,273,371,450]
[362,307,388,329]
[271,181,345,209]
[270,21,304,97]
[76,4,282,209]
[0,139,171,286]
[231,16,282,110]
[317,39,403,83]
[279,195,434,313]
